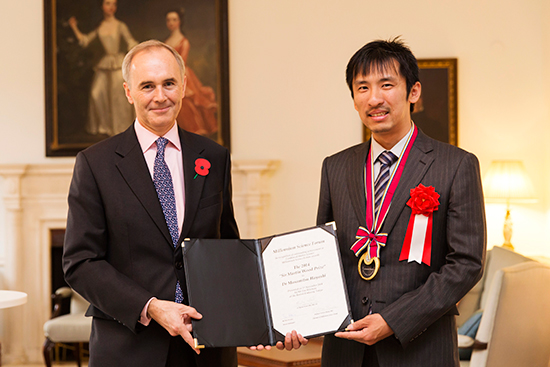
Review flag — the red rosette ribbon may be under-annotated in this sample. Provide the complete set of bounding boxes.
[407,184,440,216]
[399,184,440,265]
[194,158,211,179]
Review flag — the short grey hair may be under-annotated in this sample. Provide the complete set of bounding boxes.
[122,40,185,86]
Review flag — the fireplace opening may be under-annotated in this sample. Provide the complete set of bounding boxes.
[49,228,88,363]
[50,229,69,314]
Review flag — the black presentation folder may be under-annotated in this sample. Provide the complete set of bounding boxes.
[182,222,352,348]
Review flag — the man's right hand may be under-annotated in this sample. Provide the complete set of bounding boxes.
[147,298,203,354]
[248,330,308,351]
[276,331,308,351]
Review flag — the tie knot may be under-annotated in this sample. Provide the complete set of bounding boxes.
[156,137,168,155]
[378,151,397,166]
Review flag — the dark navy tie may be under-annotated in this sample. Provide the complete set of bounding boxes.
[153,137,184,304]
[374,151,398,217]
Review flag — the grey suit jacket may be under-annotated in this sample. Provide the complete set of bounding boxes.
[317,129,486,367]
[63,125,239,367]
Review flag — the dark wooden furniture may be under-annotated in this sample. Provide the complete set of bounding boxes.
[237,338,322,367]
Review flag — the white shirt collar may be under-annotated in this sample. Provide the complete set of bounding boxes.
[371,123,415,162]
[134,120,181,153]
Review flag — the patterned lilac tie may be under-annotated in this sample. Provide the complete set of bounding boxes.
[374,151,398,217]
[153,137,184,304]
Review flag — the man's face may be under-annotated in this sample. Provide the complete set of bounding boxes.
[352,60,420,144]
[124,47,186,136]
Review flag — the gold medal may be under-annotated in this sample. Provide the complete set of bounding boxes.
[358,252,380,281]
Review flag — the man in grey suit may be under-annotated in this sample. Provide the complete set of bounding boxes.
[316,39,486,366]
[63,40,239,366]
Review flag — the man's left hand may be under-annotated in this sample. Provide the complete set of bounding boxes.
[147,299,202,353]
[335,313,393,345]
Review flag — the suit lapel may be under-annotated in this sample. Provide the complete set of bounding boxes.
[115,126,174,246]
[347,142,371,227]
[180,129,206,238]
[382,130,434,235]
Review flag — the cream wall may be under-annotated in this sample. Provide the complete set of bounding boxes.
[227,0,550,257]
[1,1,550,270]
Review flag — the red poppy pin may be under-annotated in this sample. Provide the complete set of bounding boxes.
[194,158,211,179]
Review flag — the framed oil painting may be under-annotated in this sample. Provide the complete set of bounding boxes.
[45,0,230,156]
[363,58,458,146]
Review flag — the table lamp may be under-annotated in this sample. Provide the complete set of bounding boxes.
[483,160,537,251]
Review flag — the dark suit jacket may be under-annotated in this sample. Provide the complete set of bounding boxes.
[63,125,239,367]
[317,129,486,367]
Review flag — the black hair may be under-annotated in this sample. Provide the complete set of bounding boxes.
[346,37,419,112]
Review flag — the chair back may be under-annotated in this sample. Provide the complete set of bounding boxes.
[457,246,531,327]
[70,290,89,314]
[470,262,550,367]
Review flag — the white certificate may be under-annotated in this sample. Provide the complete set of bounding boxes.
[262,225,351,338]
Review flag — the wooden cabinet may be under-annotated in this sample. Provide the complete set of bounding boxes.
[237,338,322,367]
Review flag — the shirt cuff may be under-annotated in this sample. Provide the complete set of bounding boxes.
[139,297,156,326]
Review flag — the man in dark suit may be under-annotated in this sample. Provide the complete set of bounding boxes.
[63,40,239,366]
[316,39,486,366]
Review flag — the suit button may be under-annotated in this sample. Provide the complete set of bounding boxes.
[362,297,369,305]
[175,261,183,270]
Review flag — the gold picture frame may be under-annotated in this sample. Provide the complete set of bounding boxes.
[45,0,230,156]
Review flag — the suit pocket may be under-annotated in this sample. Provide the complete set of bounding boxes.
[199,192,222,209]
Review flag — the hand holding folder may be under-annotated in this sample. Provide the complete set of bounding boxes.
[182,223,352,348]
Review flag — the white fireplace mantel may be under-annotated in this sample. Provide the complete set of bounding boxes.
[0,159,278,363]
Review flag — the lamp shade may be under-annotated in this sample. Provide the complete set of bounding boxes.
[483,160,537,203]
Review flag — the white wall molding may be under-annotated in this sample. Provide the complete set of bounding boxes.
[232,160,280,238]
